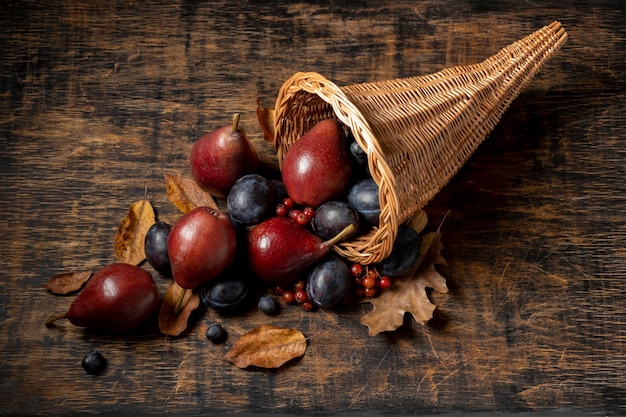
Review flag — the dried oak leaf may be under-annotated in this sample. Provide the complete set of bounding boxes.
[158,282,201,336]
[360,230,448,336]
[224,324,307,369]
[256,99,275,143]
[45,269,93,295]
[114,198,156,265]
[164,173,217,214]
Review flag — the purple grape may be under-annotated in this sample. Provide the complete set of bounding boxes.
[258,295,280,316]
[206,324,227,344]
[81,350,107,375]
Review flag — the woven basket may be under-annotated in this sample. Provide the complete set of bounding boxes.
[271,21,567,264]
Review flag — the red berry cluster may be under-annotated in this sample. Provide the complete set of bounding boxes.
[274,280,315,312]
[350,263,392,298]
[275,198,315,226]
[273,198,319,311]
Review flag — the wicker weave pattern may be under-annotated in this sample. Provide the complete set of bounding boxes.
[273,21,567,264]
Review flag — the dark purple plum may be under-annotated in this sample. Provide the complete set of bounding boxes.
[349,138,370,177]
[227,174,276,226]
[269,179,289,204]
[200,275,249,313]
[347,179,380,226]
[144,221,172,276]
[377,224,423,277]
[313,201,359,241]
[306,257,351,308]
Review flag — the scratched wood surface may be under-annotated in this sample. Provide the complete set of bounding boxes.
[1,1,625,416]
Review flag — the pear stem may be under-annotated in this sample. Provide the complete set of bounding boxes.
[173,287,187,315]
[323,223,357,248]
[44,312,68,328]
[231,113,241,133]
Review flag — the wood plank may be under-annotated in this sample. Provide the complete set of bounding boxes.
[0,1,624,415]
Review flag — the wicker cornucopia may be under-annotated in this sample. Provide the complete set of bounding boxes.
[271,21,568,264]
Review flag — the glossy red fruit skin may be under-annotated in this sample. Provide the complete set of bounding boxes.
[247,217,328,286]
[190,124,259,198]
[282,119,353,208]
[167,206,237,290]
[66,263,159,332]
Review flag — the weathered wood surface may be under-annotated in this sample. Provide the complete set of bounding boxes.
[1,1,625,416]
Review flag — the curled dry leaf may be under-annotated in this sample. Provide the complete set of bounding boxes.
[224,324,307,369]
[159,282,201,336]
[45,269,93,295]
[114,198,156,265]
[164,173,217,214]
[256,99,275,143]
[360,229,449,336]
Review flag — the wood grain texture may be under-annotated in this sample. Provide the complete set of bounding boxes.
[1,1,625,416]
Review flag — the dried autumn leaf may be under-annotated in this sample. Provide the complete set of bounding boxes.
[164,173,217,214]
[114,198,156,265]
[360,229,448,336]
[224,324,307,369]
[158,282,201,336]
[45,269,93,295]
[256,99,275,143]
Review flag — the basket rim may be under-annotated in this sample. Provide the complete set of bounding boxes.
[273,71,402,262]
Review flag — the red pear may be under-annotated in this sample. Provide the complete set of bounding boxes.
[282,119,352,208]
[45,263,160,332]
[167,206,237,290]
[190,114,259,198]
[247,216,355,285]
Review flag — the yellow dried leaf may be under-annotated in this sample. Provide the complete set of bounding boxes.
[360,229,448,336]
[45,269,93,295]
[256,99,275,143]
[164,173,217,214]
[158,282,201,336]
[224,324,307,369]
[114,198,155,265]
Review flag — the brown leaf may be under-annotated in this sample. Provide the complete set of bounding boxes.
[114,198,156,265]
[164,173,217,214]
[224,324,307,369]
[158,282,201,336]
[256,99,275,143]
[360,229,448,336]
[45,269,93,295]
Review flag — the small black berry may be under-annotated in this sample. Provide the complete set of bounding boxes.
[258,295,280,316]
[206,324,227,344]
[82,350,107,375]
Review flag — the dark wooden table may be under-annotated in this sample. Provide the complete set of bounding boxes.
[1,1,625,416]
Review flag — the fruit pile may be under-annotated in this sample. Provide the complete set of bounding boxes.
[176,115,424,315]
[45,113,431,370]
